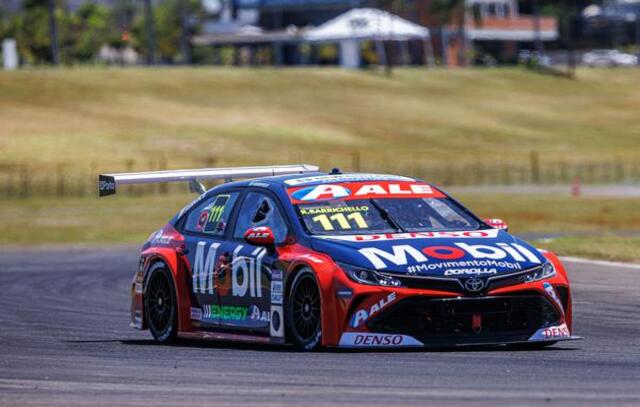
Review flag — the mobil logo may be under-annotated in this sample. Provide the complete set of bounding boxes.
[359,242,543,270]
[291,184,351,202]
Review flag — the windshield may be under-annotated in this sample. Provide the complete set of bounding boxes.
[289,181,482,235]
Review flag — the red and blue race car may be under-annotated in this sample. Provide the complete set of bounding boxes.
[99,165,579,350]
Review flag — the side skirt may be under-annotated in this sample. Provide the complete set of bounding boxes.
[178,331,286,345]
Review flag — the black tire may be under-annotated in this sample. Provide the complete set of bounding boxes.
[144,262,178,344]
[286,268,322,351]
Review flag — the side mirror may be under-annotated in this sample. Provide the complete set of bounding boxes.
[243,226,276,247]
[484,218,509,232]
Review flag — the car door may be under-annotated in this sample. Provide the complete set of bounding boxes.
[181,191,241,328]
[217,190,290,335]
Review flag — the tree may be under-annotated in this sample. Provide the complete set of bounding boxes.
[132,0,201,64]
[178,0,190,64]
[47,0,59,65]
[431,0,469,67]
[142,0,156,64]
[535,0,578,75]
[13,0,52,64]
[69,3,112,62]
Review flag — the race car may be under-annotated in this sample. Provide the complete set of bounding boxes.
[99,165,579,350]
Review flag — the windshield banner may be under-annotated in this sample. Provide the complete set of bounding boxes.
[287,181,445,204]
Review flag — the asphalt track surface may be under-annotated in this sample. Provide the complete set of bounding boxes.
[1,246,639,406]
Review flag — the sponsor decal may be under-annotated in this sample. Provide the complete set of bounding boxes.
[317,229,500,241]
[190,307,203,321]
[299,205,369,216]
[201,194,231,233]
[232,246,265,298]
[202,304,248,321]
[359,243,541,270]
[150,230,173,245]
[529,323,571,341]
[192,242,267,297]
[270,305,284,338]
[288,181,444,204]
[244,226,274,243]
[285,174,414,186]
[409,259,522,276]
[543,282,564,313]
[443,267,498,276]
[248,181,270,188]
[249,304,270,322]
[350,292,397,328]
[195,210,209,231]
[485,218,508,230]
[339,333,424,347]
[271,268,283,305]
[98,178,115,194]
[192,241,221,294]
[291,185,351,202]
[135,282,143,294]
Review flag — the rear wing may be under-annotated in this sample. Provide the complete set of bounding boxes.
[98,164,319,197]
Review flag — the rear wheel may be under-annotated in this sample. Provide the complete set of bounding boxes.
[144,263,177,344]
[286,269,322,351]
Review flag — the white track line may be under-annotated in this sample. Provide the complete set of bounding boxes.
[560,256,640,270]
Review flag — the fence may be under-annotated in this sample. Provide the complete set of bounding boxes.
[1,152,639,199]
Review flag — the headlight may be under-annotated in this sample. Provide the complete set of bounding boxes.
[523,262,556,283]
[337,262,404,287]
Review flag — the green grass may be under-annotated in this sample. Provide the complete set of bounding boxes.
[533,237,640,263]
[1,67,639,261]
[0,194,193,246]
[2,193,638,264]
[455,193,640,234]
[1,67,639,173]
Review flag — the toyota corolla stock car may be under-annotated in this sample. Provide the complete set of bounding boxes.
[99,164,579,350]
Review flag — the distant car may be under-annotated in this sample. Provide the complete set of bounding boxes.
[582,49,638,67]
[518,50,552,67]
[100,165,579,350]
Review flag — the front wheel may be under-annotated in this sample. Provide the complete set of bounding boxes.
[144,262,178,344]
[286,268,322,351]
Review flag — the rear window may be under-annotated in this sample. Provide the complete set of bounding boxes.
[184,192,240,236]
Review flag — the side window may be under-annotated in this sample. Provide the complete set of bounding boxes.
[233,192,288,244]
[184,192,239,236]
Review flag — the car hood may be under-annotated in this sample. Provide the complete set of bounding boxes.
[309,229,546,278]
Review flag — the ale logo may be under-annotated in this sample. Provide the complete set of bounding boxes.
[291,185,351,202]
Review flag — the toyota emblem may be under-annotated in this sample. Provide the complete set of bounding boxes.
[464,277,486,292]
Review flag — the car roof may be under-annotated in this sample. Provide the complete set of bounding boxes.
[219,171,421,188]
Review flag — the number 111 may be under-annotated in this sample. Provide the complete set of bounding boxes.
[311,213,368,231]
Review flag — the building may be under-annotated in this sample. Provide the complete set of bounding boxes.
[582,0,640,46]
[195,0,558,66]
[407,0,558,66]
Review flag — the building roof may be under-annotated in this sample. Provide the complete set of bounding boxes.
[304,8,430,42]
